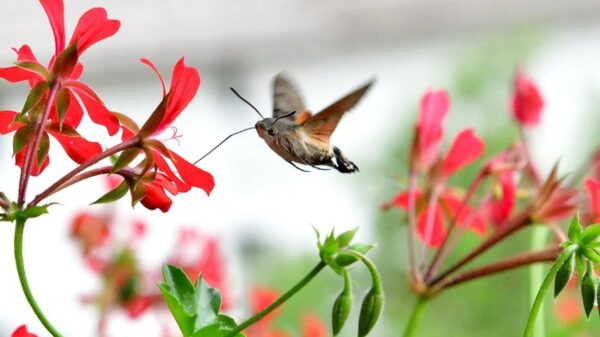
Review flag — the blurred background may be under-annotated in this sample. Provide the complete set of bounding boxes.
[1,0,600,336]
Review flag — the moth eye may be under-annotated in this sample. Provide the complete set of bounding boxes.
[267,129,275,136]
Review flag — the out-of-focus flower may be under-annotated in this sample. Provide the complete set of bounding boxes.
[11,325,37,337]
[113,58,214,212]
[585,177,600,223]
[531,167,578,223]
[0,0,120,175]
[301,314,327,337]
[410,90,449,172]
[483,172,517,227]
[592,149,600,180]
[168,228,230,309]
[510,69,544,127]
[70,212,110,256]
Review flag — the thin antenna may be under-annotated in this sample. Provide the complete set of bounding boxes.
[193,127,255,164]
[230,87,264,119]
[271,111,296,126]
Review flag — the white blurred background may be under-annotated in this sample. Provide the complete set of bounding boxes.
[1,1,600,336]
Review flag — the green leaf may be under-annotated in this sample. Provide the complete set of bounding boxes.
[158,265,243,337]
[554,253,574,297]
[568,213,583,242]
[336,228,358,248]
[19,204,53,220]
[51,43,78,79]
[22,81,49,114]
[580,263,597,318]
[56,88,71,131]
[580,224,600,246]
[92,181,129,204]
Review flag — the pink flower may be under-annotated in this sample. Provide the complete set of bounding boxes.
[483,172,517,227]
[441,128,485,178]
[411,90,450,172]
[510,69,544,127]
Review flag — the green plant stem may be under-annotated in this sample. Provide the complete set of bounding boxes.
[14,218,63,337]
[402,296,427,337]
[523,244,578,337]
[225,261,326,337]
[529,227,550,337]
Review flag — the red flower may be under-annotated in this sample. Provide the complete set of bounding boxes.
[385,189,486,247]
[510,69,544,127]
[411,90,450,172]
[483,171,517,227]
[11,325,38,337]
[585,177,600,223]
[116,58,214,212]
[301,314,327,337]
[70,212,111,256]
[441,128,485,178]
[0,0,120,174]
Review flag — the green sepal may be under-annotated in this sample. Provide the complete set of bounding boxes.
[112,148,141,173]
[22,81,49,114]
[554,253,574,297]
[92,181,129,204]
[36,132,50,169]
[55,88,71,131]
[336,228,358,248]
[15,61,50,81]
[18,204,55,221]
[581,248,600,263]
[51,43,78,79]
[13,125,33,155]
[139,93,170,138]
[580,263,597,318]
[568,213,583,242]
[580,224,600,246]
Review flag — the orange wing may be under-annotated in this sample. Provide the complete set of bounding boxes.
[301,80,374,143]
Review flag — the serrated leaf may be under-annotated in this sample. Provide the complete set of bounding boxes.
[92,181,129,204]
[158,265,240,337]
[336,228,358,248]
[554,254,574,297]
[580,224,600,246]
[581,263,597,318]
[56,88,70,131]
[568,214,583,242]
[22,81,49,114]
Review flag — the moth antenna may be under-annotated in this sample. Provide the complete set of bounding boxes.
[230,87,264,119]
[271,110,296,126]
[193,126,255,164]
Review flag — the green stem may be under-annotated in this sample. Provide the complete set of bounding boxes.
[523,244,577,337]
[528,227,550,337]
[14,218,63,337]
[225,261,326,337]
[402,296,428,337]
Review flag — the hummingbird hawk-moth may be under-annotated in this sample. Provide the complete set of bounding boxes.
[254,74,374,173]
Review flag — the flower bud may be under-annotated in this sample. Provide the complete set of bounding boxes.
[358,288,383,337]
[332,288,352,336]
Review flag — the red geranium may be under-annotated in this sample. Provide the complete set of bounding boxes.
[510,69,544,127]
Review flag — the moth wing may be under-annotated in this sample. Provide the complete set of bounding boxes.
[273,73,306,119]
[301,80,374,143]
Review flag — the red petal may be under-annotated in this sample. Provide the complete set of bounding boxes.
[124,295,154,319]
[415,90,449,170]
[169,150,214,195]
[11,325,38,337]
[15,146,50,176]
[141,182,172,212]
[47,130,102,164]
[157,58,200,134]
[0,46,44,85]
[381,189,423,210]
[72,88,119,135]
[141,58,166,97]
[442,128,485,177]
[417,205,446,248]
[486,172,517,226]
[585,177,600,222]
[442,192,486,235]
[69,8,120,55]
[152,150,190,193]
[39,0,65,55]
[0,110,23,134]
[510,69,544,127]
